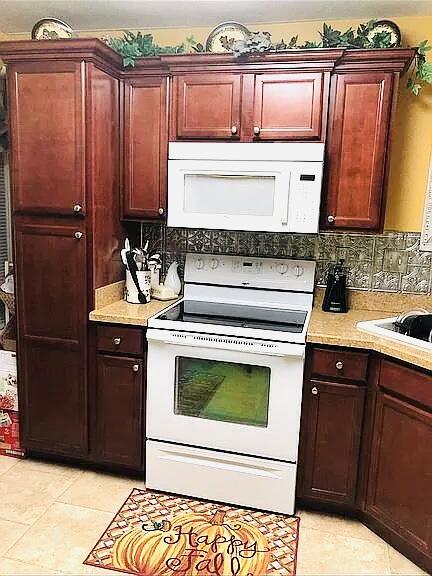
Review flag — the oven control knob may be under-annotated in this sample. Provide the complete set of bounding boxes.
[277,263,289,275]
[294,265,304,277]
[195,258,204,270]
[209,258,219,270]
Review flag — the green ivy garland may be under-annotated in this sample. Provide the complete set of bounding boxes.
[105,22,432,95]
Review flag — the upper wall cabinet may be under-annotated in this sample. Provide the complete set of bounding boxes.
[173,73,242,140]
[170,61,336,142]
[324,72,394,230]
[322,50,415,232]
[9,61,86,216]
[123,75,168,219]
[171,70,328,142]
[252,72,325,140]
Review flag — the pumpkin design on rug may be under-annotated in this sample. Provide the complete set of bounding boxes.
[85,488,300,576]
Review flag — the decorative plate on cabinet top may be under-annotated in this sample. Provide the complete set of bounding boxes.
[31,18,74,40]
[206,21,251,53]
[367,20,402,47]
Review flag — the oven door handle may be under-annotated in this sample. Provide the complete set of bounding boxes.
[147,329,305,358]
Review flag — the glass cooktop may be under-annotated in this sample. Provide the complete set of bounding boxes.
[156,300,307,333]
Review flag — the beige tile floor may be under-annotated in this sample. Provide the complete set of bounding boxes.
[0,455,426,576]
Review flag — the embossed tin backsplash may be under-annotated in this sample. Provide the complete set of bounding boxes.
[127,224,432,295]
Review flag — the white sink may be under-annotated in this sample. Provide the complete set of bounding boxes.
[357,317,432,352]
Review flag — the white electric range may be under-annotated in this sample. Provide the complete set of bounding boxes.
[146,253,315,514]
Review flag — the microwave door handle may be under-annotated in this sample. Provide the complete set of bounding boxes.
[206,174,256,179]
[281,172,291,226]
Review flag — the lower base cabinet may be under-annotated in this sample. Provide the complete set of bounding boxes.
[298,379,365,506]
[365,360,432,569]
[298,347,432,573]
[89,324,146,472]
[93,354,144,470]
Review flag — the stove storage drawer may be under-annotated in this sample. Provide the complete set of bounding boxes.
[146,440,297,515]
[310,347,369,383]
[96,325,143,356]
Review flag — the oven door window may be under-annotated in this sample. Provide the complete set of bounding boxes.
[174,357,270,427]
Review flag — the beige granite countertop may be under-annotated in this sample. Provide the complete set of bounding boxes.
[309,290,432,372]
[91,282,431,371]
[89,297,179,326]
[90,281,179,326]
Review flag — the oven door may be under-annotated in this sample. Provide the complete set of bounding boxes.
[146,329,305,462]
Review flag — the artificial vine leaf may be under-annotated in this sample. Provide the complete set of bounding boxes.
[104,24,431,98]
[416,61,432,82]
[320,23,342,47]
[418,40,432,55]
[369,31,393,48]
[407,78,422,95]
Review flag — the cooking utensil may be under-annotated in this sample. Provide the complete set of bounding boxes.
[133,248,145,271]
[125,251,149,304]
[121,238,132,268]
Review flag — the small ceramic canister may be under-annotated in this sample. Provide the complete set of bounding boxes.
[125,270,151,304]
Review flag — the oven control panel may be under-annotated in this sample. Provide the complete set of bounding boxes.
[185,253,315,292]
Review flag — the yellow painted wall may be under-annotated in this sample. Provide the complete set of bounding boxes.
[3,15,432,231]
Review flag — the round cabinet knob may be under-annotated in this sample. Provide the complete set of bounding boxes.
[74,231,83,240]
[132,364,140,373]
[231,126,238,135]
[311,387,319,395]
[158,208,164,215]
[294,265,304,277]
[113,337,122,346]
[195,258,204,270]
[335,361,344,370]
[277,263,288,275]
[253,126,261,135]
[327,215,335,224]
[209,258,219,270]
[73,204,82,213]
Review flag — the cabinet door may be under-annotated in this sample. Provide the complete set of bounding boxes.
[253,73,325,140]
[366,388,432,559]
[123,77,168,219]
[324,72,394,230]
[94,355,144,470]
[299,379,366,506]
[174,74,241,139]
[15,218,87,456]
[8,62,85,216]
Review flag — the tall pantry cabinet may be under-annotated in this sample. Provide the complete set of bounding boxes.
[0,40,123,457]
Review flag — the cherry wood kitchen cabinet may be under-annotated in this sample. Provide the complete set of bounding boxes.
[298,346,368,507]
[171,70,328,142]
[323,50,415,231]
[14,217,88,456]
[93,354,144,470]
[253,72,325,140]
[173,73,242,140]
[91,324,145,471]
[8,61,86,216]
[364,359,432,570]
[0,39,123,460]
[123,75,168,219]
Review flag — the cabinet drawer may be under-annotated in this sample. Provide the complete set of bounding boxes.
[380,360,432,410]
[96,325,143,356]
[311,347,369,382]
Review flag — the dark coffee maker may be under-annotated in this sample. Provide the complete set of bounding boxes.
[322,259,348,313]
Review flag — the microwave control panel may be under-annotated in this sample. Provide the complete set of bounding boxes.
[184,253,315,292]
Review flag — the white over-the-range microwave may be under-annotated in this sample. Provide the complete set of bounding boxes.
[167,142,324,233]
